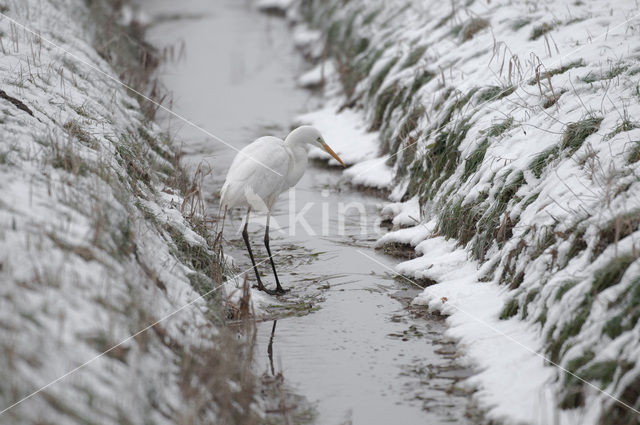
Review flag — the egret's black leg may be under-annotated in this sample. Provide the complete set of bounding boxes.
[264,212,288,294]
[242,208,276,295]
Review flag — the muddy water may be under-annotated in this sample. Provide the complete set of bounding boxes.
[146,1,475,424]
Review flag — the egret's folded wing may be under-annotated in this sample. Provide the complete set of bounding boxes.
[221,137,291,209]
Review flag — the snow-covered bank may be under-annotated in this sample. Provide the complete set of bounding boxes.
[0,1,257,423]
[288,0,640,423]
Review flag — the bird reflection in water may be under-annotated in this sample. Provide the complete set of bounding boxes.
[267,320,277,376]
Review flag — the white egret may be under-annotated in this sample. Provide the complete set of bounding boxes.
[220,125,345,295]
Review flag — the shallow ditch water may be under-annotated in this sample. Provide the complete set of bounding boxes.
[145,1,477,423]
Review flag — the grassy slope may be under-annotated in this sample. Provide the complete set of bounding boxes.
[296,0,640,422]
[0,0,257,423]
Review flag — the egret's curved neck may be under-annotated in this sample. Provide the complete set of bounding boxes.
[284,133,307,147]
[286,141,309,164]
[284,135,310,156]
[284,136,309,187]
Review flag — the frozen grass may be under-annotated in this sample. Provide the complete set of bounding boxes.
[528,59,585,85]
[561,117,603,156]
[499,298,519,320]
[530,22,555,40]
[0,0,258,423]
[293,0,640,422]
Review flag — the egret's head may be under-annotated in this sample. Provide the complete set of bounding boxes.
[287,125,346,167]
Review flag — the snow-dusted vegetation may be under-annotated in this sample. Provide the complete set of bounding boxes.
[286,0,640,423]
[0,1,257,423]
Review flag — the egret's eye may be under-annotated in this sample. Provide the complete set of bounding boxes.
[317,137,324,144]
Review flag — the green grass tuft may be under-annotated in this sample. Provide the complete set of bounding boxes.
[433,87,455,112]
[499,298,519,320]
[548,295,593,362]
[560,350,597,409]
[536,307,548,327]
[520,192,539,210]
[436,87,480,129]
[368,57,399,98]
[528,60,585,85]
[462,139,489,180]
[409,70,435,95]
[592,211,640,259]
[561,117,602,156]
[434,10,454,29]
[487,117,514,138]
[416,117,473,201]
[165,225,221,279]
[370,84,398,131]
[521,289,539,319]
[607,119,639,139]
[362,8,381,25]
[497,171,525,205]
[602,276,640,339]
[530,22,554,40]
[598,374,640,424]
[402,45,427,69]
[454,87,480,110]
[477,85,516,103]
[555,280,579,300]
[437,196,485,245]
[461,18,489,41]
[329,23,386,98]
[592,254,636,294]
[603,315,624,339]
[582,361,618,389]
[531,227,557,259]
[529,146,559,179]
[509,271,525,289]
[511,18,531,31]
[448,23,463,38]
[564,231,588,266]
[582,63,628,84]
[566,350,595,375]
[387,105,425,159]
[470,173,525,262]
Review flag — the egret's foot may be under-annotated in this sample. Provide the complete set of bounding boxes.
[274,286,290,295]
[262,287,279,296]
[251,281,287,296]
[253,282,278,296]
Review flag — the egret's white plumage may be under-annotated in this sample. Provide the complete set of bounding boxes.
[220,125,344,295]
[220,136,294,211]
[221,126,343,212]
